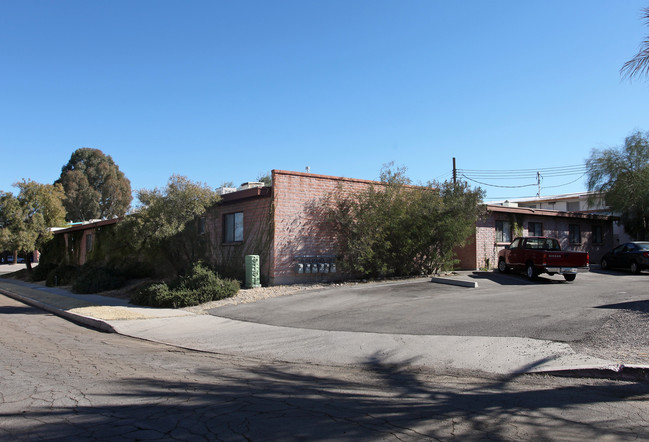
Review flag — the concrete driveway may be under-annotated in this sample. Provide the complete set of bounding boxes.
[210,270,649,344]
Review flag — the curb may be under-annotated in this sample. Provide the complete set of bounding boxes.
[539,365,649,383]
[0,288,116,333]
[430,276,478,288]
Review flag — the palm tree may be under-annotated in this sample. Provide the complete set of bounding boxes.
[621,7,649,80]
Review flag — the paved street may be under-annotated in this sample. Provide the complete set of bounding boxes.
[212,270,649,364]
[2,294,649,440]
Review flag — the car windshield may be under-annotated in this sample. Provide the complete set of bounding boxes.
[637,243,649,251]
[524,238,560,251]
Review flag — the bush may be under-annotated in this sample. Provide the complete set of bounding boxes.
[31,262,57,282]
[72,265,127,294]
[130,263,240,308]
[46,264,79,287]
[130,282,173,307]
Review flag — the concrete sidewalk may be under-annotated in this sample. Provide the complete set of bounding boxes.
[0,277,634,377]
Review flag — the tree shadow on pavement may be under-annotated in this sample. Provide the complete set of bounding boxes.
[3,352,649,441]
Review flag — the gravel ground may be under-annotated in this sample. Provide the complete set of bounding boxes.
[573,304,649,366]
[181,282,359,314]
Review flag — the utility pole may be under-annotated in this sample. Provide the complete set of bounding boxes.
[536,171,541,198]
[452,157,457,185]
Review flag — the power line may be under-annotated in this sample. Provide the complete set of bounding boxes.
[455,162,589,197]
[460,174,538,188]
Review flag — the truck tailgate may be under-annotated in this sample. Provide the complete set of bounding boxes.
[545,252,589,267]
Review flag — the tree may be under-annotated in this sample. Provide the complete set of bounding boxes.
[120,175,220,271]
[56,148,132,221]
[0,180,67,270]
[621,7,649,80]
[326,165,484,277]
[586,130,649,240]
[257,172,272,187]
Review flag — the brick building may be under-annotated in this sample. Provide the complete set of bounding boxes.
[51,169,618,284]
[204,169,376,285]
[455,204,617,270]
[51,218,120,266]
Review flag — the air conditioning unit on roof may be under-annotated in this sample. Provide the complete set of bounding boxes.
[216,187,237,195]
[239,181,264,190]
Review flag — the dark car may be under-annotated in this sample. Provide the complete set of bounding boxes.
[600,242,649,274]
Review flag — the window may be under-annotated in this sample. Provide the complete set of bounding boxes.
[569,224,581,244]
[567,201,580,212]
[495,220,512,243]
[198,217,206,235]
[85,233,93,254]
[529,222,543,236]
[224,212,243,243]
[592,225,603,244]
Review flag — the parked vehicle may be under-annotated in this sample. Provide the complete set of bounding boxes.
[497,237,590,281]
[600,242,649,274]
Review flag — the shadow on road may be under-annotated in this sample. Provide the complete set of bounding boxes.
[3,351,648,440]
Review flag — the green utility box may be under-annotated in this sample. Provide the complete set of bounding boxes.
[245,255,261,288]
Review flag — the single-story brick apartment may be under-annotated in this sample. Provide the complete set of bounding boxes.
[454,203,617,270]
[52,170,618,284]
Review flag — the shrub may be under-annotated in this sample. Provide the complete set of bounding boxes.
[46,264,78,287]
[130,263,240,308]
[131,282,173,307]
[31,262,57,282]
[326,165,484,277]
[72,265,127,294]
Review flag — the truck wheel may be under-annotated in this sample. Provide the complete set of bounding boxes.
[563,274,576,282]
[630,261,640,274]
[498,258,508,273]
[526,263,537,280]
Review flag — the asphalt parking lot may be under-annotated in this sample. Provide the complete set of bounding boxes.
[211,269,649,344]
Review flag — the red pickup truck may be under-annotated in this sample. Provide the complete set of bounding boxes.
[497,237,589,281]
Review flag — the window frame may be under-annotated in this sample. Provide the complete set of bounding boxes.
[223,212,244,243]
[592,224,603,244]
[85,233,93,254]
[569,224,581,245]
[495,220,512,243]
[528,222,543,237]
[566,201,580,212]
[198,216,206,235]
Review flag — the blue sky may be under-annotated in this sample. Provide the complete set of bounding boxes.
[1,1,647,202]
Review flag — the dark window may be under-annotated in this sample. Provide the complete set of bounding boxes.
[198,217,206,235]
[592,225,603,244]
[85,233,93,254]
[224,212,243,243]
[529,222,543,236]
[496,220,512,243]
[569,224,581,244]
[567,201,580,212]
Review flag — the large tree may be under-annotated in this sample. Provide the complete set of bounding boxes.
[326,165,484,277]
[586,130,649,240]
[0,180,67,269]
[621,7,649,80]
[56,148,132,221]
[119,175,220,271]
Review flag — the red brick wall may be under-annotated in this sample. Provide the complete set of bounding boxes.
[453,232,477,270]
[204,193,273,282]
[472,211,616,270]
[270,170,375,285]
